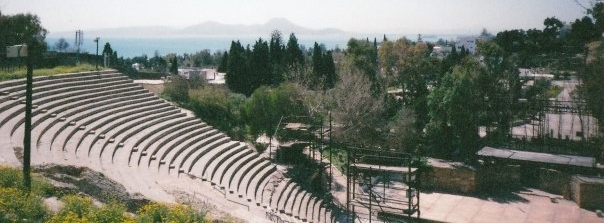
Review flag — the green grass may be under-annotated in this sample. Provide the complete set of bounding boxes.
[0,63,102,81]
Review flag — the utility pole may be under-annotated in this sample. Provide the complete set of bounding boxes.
[94,37,100,70]
[24,44,33,191]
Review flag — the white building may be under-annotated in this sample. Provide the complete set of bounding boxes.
[455,36,479,54]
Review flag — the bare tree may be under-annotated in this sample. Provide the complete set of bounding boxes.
[328,69,386,146]
[54,38,69,52]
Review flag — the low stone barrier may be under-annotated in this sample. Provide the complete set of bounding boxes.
[570,175,604,210]
[421,158,476,194]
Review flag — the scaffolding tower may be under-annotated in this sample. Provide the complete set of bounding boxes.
[346,147,420,222]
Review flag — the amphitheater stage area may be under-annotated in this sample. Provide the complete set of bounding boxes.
[0,70,336,223]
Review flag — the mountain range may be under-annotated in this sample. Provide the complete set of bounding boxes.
[50,18,350,38]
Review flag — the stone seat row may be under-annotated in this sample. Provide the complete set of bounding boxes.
[0,71,336,222]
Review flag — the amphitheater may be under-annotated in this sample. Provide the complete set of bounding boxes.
[0,70,336,223]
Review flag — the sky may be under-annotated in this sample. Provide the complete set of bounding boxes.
[0,0,594,35]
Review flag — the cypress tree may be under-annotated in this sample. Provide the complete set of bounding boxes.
[323,51,337,90]
[217,51,228,73]
[312,42,323,88]
[251,38,271,90]
[286,33,304,67]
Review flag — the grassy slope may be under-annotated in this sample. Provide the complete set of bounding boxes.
[0,63,101,81]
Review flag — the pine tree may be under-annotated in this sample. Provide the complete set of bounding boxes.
[323,51,337,90]
[217,51,228,72]
[311,42,324,88]
[269,30,285,85]
[251,38,271,90]
[169,57,178,74]
[226,41,250,95]
[286,33,304,67]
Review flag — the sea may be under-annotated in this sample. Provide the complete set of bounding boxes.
[45,35,457,59]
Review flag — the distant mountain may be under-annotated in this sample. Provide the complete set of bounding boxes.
[50,18,349,38]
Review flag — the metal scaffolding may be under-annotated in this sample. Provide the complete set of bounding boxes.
[345,147,420,222]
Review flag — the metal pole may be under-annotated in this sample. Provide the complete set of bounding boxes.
[346,147,351,221]
[329,111,332,191]
[94,37,100,70]
[23,44,33,192]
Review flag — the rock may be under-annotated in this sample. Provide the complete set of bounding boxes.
[33,164,150,212]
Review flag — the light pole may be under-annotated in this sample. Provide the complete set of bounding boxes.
[94,37,100,70]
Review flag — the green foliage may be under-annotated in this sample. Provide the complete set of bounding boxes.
[188,86,246,140]
[217,51,228,72]
[310,42,337,90]
[0,63,98,81]
[0,166,54,196]
[52,195,95,220]
[0,12,48,62]
[243,83,308,136]
[0,166,52,222]
[344,38,380,95]
[162,75,190,103]
[286,33,305,67]
[169,56,178,75]
[137,202,207,223]
[581,44,604,133]
[426,60,481,159]
[0,187,49,222]
[225,40,250,95]
[91,202,131,223]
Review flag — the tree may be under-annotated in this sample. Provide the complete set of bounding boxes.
[102,43,114,66]
[588,2,604,36]
[217,51,228,72]
[344,38,380,95]
[0,12,47,61]
[568,17,597,50]
[169,56,178,75]
[378,38,436,131]
[251,38,271,89]
[323,51,337,90]
[226,41,251,95]
[311,42,324,88]
[269,30,285,85]
[426,60,482,159]
[476,41,520,141]
[329,70,386,146]
[0,11,47,191]
[285,33,304,67]
[580,42,604,135]
[54,38,69,52]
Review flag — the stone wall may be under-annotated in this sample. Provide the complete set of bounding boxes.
[421,158,476,194]
[570,175,604,210]
[537,168,571,198]
[476,164,522,191]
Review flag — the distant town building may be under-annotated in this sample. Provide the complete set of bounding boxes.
[455,36,492,54]
[131,63,142,71]
[518,68,554,80]
[431,45,452,58]
[177,68,226,84]
[178,68,205,79]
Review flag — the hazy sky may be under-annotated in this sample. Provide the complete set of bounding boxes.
[0,0,593,35]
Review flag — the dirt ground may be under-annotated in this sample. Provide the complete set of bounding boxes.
[140,83,164,96]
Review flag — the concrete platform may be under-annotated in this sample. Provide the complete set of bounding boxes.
[419,189,602,223]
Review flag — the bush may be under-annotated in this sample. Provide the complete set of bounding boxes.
[137,202,207,223]
[49,195,134,223]
[188,86,247,140]
[0,166,54,196]
[0,187,49,222]
[163,75,190,103]
[49,195,95,222]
